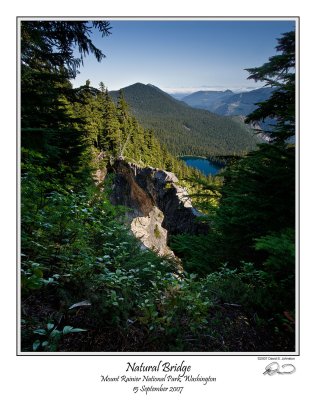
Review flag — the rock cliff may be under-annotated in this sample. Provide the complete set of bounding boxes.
[106,160,206,256]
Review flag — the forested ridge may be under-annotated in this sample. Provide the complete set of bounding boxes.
[109,83,262,157]
[20,21,295,352]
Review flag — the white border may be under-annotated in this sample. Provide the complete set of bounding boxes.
[5,0,316,397]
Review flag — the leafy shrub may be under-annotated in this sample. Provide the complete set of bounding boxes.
[136,271,214,348]
[33,323,86,352]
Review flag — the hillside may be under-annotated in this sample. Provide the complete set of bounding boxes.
[110,83,262,157]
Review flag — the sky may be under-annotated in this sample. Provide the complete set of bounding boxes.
[72,19,296,94]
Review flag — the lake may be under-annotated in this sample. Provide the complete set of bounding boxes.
[181,156,224,176]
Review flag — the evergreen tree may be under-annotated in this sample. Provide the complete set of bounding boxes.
[100,89,122,156]
[245,31,295,142]
[21,21,111,79]
[213,143,295,266]
[116,90,131,158]
[21,21,112,179]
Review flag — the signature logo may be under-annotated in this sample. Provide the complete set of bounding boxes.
[263,362,296,375]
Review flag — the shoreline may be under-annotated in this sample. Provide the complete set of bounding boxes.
[180,155,226,166]
[180,155,207,159]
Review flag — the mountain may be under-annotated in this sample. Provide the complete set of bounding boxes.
[182,87,274,116]
[168,91,195,100]
[110,83,262,157]
[182,87,276,134]
[208,87,275,116]
[181,89,234,109]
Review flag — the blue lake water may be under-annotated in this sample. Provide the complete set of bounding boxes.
[181,156,224,176]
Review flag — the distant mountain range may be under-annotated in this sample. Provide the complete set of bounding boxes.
[178,87,276,133]
[181,87,274,116]
[110,83,263,157]
[180,89,234,110]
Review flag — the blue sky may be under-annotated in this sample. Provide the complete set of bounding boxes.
[72,19,295,94]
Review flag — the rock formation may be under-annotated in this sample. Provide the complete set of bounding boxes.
[106,159,207,256]
[131,206,169,256]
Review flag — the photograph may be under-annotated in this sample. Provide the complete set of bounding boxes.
[18,17,297,354]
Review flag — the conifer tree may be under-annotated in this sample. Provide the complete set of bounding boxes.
[100,89,122,157]
[21,21,111,178]
[245,31,295,142]
[116,90,131,158]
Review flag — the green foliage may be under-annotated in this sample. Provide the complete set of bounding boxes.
[21,149,126,291]
[255,229,295,277]
[21,151,294,350]
[254,229,295,310]
[212,143,295,266]
[33,323,87,352]
[140,273,213,336]
[21,260,60,293]
[181,173,223,215]
[200,264,276,317]
[170,233,216,275]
